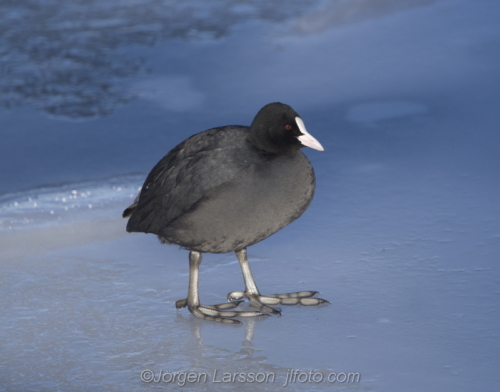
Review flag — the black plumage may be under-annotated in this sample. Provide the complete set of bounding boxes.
[124,102,328,323]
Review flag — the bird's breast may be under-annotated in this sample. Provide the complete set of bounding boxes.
[159,151,315,253]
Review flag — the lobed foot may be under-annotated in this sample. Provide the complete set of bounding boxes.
[227,290,329,312]
[175,298,269,324]
[231,249,329,316]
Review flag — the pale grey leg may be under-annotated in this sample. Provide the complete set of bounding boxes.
[228,248,329,312]
[175,251,268,324]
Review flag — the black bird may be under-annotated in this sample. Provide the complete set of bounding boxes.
[123,102,328,324]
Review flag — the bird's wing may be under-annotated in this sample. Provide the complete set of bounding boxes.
[125,127,251,234]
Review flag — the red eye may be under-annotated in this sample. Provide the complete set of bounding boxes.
[284,124,292,130]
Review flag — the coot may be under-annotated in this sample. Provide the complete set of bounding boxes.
[124,102,328,324]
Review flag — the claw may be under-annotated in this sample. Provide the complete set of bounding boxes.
[298,297,330,306]
[265,290,319,299]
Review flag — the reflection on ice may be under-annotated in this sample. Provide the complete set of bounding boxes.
[0,229,364,391]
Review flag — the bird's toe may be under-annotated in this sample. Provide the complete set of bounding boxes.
[227,290,328,310]
[184,302,270,324]
[175,298,188,309]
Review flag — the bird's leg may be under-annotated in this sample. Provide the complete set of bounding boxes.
[228,248,329,313]
[175,250,268,324]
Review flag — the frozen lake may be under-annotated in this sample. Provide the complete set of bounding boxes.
[1,0,499,391]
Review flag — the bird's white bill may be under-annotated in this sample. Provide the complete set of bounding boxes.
[295,117,324,151]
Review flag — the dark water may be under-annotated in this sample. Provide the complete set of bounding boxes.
[4,0,497,195]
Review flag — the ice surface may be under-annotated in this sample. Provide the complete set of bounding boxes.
[1,0,499,391]
[0,176,141,232]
